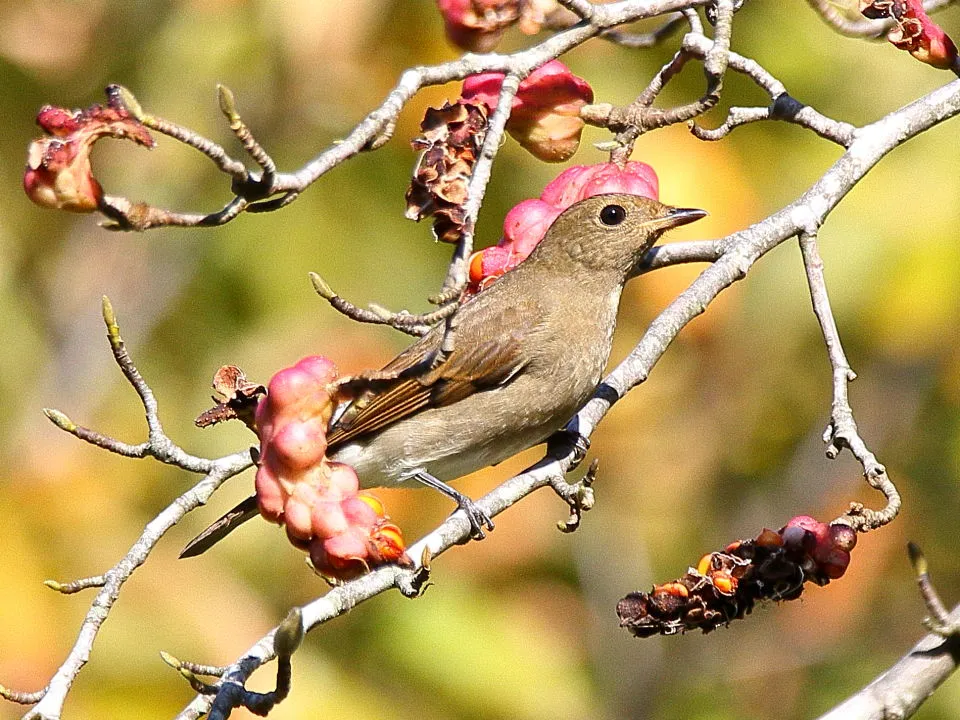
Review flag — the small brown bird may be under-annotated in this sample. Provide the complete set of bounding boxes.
[181,193,706,557]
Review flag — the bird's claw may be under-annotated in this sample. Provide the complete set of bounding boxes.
[457,496,495,540]
[548,429,591,467]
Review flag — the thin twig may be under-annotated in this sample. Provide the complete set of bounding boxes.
[113,85,247,182]
[44,576,106,594]
[42,408,151,458]
[217,85,277,190]
[908,543,957,635]
[689,105,769,139]
[635,238,725,273]
[805,0,957,38]
[4,303,254,720]
[581,0,734,163]
[683,34,856,146]
[600,12,686,47]
[0,687,47,706]
[161,652,229,678]
[379,301,459,329]
[798,231,901,531]
[308,272,429,337]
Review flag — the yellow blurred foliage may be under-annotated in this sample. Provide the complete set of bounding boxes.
[1,2,959,720]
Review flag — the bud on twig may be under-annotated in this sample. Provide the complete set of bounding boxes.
[860,0,959,70]
[462,60,593,162]
[23,87,155,212]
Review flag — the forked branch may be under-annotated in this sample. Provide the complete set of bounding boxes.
[1,300,252,720]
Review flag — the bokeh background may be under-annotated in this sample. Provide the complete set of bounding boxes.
[1,1,959,718]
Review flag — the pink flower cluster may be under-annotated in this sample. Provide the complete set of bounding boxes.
[780,515,857,580]
[24,88,154,212]
[436,0,519,52]
[860,0,958,69]
[255,356,409,580]
[462,60,593,162]
[436,0,568,52]
[468,161,660,294]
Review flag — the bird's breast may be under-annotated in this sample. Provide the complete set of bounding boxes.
[330,285,623,489]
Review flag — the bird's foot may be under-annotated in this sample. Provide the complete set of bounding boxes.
[552,458,599,534]
[410,471,494,540]
[455,494,495,540]
[548,428,591,467]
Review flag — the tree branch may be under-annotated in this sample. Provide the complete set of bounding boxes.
[1,302,253,720]
[805,0,957,38]
[173,73,960,720]
[816,545,959,720]
[13,2,960,716]
[582,0,734,163]
[93,0,705,235]
[683,33,857,146]
[799,231,900,531]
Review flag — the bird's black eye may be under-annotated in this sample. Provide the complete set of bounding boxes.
[599,204,626,226]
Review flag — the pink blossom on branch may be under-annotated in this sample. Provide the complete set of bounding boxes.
[254,356,410,580]
[462,59,593,162]
[435,0,572,51]
[23,88,155,213]
[468,161,659,294]
[860,0,959,69]
[436,0,520,52]
[781,515,857,580]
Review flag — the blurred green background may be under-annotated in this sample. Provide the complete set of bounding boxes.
[1,1,959,718]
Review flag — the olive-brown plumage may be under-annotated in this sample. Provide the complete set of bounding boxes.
[181,193,706,557]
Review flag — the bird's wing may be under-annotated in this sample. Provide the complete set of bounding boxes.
[181,299,537,560]
[327,305,534,449]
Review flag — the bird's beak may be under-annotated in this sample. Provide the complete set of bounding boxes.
[649,206,709,231]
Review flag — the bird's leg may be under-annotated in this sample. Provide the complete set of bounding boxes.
[410,471,494,539]
[547,428,591,467]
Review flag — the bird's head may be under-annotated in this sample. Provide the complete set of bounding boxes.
[534,193,707,279]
